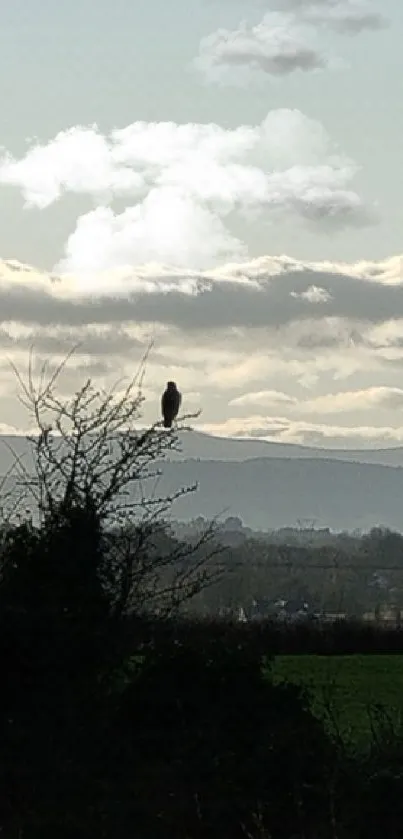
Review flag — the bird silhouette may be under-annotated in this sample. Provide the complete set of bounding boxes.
[161,381,182,428]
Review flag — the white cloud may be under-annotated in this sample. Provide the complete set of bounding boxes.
[55,192,247,276]
[291,284,332,303]
[199,416,403,447]
[301,387,403,414]
[223,385,403,418]
[0,126,145,209]
[0,109,371,278]
[229,389,297,407]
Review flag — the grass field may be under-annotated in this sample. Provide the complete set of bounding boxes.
[270,654,403,750]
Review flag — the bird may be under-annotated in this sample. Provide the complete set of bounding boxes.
[161,381,182,428]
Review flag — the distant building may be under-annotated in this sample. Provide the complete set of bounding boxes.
[246,597,314,623]
[315,611,347,623]
[362,604,401,626]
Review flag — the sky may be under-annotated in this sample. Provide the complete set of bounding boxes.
[0,0,403,448]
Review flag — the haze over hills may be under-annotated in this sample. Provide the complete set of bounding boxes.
[1,432,403,532]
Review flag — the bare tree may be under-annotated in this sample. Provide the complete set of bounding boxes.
[6,345,225,617]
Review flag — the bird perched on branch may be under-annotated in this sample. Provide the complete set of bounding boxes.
[161,381,181,428]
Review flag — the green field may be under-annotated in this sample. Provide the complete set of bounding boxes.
[270,654,403,750]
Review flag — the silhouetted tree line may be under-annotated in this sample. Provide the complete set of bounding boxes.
[1,352,403,837]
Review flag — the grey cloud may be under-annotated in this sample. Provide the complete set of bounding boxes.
[29,355,113,380]
[0,320,143,360]
[196,1,386,83]
[4,260,37,274]
[0,287,129,328]
[196,16,326,79]
[290,192,374,227]
[210,42,324,75]
[271,0,387,33]
[73,359,113,377]
[114,270,403,331]
[325,12,386,34]
[295,325,367,349]
[3,264,403,335]
[296,333,344,349]
[20,328,142,358]
[378,390,403,410]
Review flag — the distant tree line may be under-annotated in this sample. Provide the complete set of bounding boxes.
[176,518,403,621]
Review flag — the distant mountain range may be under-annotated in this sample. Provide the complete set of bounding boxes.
[169,431,403,468]
[2,431,403,532]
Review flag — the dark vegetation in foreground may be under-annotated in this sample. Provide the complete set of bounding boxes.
[2,352,403,838]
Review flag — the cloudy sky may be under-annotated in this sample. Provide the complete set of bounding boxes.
[0,0,402,447]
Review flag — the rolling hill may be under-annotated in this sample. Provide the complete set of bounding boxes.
[1,432,403,531]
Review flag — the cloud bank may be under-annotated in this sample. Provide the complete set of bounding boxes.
[0,253,403,448]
